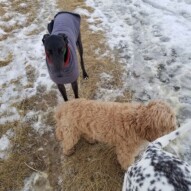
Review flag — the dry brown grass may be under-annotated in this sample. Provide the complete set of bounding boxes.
[13,89,58,117]
[0,34,8,41]
[0,53,13,67]
[0,121,19,138]
[62,140,123,191]
[0,0,59,190]
[0,0,39,36]
[55,1,125,191]
[0,89,61,191]
[0,119,64,191]
[0,122,46,191]
[0,0,127,190]
[25,65,38,86]
[0,5,5,16]
[10,0,39,26]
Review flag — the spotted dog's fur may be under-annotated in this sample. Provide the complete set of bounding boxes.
[123,121,191,191]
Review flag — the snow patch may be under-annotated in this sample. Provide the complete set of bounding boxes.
[0,129,14,159]
[22,172,52,191]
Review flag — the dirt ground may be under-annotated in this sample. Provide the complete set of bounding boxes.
[0,0,127,190]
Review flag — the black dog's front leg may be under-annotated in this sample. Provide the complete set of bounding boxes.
[77,33,88,79]
[71,80,79,99]
[57,84,68,101]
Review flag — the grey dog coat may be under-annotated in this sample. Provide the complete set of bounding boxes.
[47,12,80,84]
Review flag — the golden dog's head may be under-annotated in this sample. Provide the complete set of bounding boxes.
[135,101,176,141]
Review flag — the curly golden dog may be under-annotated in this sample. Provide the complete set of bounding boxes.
[55,99,176,169]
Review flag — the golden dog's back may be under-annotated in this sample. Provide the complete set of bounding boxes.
[55,98,139,144]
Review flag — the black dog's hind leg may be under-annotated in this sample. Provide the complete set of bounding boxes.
[57,84,68,101]
[77,32,88,79]
[71,80,79,99]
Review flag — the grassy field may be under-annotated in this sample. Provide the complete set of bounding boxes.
[0,0,129,190]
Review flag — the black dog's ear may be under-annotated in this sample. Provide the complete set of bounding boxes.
[42,34,50,44]
[58,33,68,44]
[47,20,54,34]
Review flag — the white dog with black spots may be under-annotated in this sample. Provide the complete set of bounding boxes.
[123,121,191,191]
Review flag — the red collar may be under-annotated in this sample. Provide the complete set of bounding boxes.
[46,51,52,64]
[64,46,70,67]
[45,46,70,66]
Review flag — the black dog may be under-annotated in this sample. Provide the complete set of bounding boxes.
[42,11,88,101]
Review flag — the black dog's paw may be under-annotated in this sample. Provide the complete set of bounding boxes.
[83,72,89,80]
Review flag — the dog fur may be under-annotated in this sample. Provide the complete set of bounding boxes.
[122,121,191,191]
[55,98,176,169]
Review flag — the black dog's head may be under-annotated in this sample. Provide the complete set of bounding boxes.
[42,34,68,77]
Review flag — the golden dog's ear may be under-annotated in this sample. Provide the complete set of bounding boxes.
[136,101,176,141]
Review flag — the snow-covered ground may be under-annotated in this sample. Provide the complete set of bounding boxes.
[0,1,57,125]
[0,0,58,167]
[86,0,191,122]
[84,0,191,163]
[0,0,191,188]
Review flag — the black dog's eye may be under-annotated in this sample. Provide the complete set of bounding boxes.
[58,48,62,53]
[58,48,66,54]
